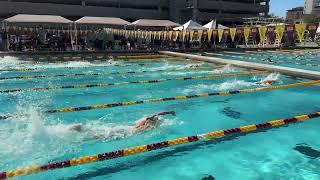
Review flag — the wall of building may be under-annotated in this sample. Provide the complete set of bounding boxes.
[304,0,320,15]
[177,0,269,24]
[0,0,167,21]
[0,0,269,24]
[287,10,303,23]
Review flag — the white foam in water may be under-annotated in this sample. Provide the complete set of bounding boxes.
[32,61,111,69]
[0,103,179,168]
[215,80,255,90]
[181,80,255,94]
[9,59,120,70]
[50,115,179,142]
[257,73,281,86]
[0,105,84,168]
[181,73,281,94]
[73,121,135,141]
[148,62,187,71]
[0,56,25,70]
[213,64,237,74]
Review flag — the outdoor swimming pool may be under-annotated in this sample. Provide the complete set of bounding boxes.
[0,54,320,180]
[205,50,320,72]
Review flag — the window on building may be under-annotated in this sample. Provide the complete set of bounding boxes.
[185,0,194,8]
[316,0,320,7]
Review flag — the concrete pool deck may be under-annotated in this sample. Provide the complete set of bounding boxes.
[159,51,320,80]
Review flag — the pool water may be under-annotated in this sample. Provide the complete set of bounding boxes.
[206,50,320,72]
[0,55,320,180]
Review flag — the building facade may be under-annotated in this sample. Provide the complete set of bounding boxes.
[304,0,320,15]
[0,0,269,24]
[173,0,270,25]
[287,7,304,23]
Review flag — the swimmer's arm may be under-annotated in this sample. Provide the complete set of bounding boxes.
[133,124,152,134]
[155,111,176,116]
[134,119,148,128]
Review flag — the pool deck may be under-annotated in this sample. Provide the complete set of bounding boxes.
[159,51,320,80]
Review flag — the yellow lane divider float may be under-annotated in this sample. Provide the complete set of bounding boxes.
[22,53,161,62]
[203,52,224,56]
[2,111,319,179]
[115,55,182,60]
[46,80,320,113]
[0,66,222,81]
[0,71,267,93]
[0,60,205,72]
[222,51,247,55]
[41,57,189,63]
[0,63,150,72]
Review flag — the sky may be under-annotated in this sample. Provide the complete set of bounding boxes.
[269,0,304,17]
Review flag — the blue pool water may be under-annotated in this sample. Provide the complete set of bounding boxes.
[0,54,320,180]
[208,50,320,72]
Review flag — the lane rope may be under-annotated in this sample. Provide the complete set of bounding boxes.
[0,66,222,81]
[1,111,319,179]
[115,55,179,60]
[40,58,195,64]
[0,63,152,72]
[46,80,320,113]
[0,71,267,93]
[21,53,158,62]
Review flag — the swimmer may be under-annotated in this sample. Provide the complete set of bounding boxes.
[0,116,9,120]
[262,58,274,62]
[190,64,202,68]
[133,111,176,133]
[294,54,304,59]
[68,111,176,135]
[255,79,276,85]
[0,115,13,121]
[108,55,115,61]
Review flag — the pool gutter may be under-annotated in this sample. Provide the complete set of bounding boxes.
[159,51,320,80]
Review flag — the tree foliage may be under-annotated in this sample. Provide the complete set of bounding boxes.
[303,15,320,23]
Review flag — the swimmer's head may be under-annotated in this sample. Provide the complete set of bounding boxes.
[69,124,82,132]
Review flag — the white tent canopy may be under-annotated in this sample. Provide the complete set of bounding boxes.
[173,20,206,31]
[76,16,129,26]
[3,14,72,24]
[130,19,179,27]
[203,20,217,29]
[217,24,229,29]
[203,20,229,29]
[266,23,285,27]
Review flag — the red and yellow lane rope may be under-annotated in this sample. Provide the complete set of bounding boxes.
[1,71,267,93]
[1,111,319,179]
[46,80,320,113]
[0,66,222,81]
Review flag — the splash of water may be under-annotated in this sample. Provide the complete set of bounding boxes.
[149,62,188,71]
[0,56,24,70]
[181,79,255,94]
[181,72,282,94]
[213,64,237,74]
[0,106,82,169]
[261,73,280,82]
[257,73,281,86]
